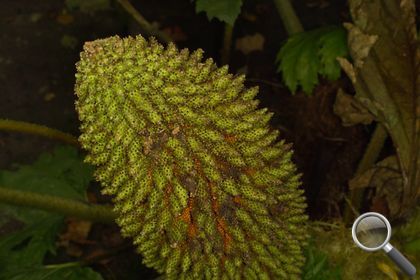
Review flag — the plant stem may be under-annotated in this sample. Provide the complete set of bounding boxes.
[0,186,116,224]
[355,124,388,176]
[116,0,172,44]
[343,123,388,224]
[273,0,304,35]
[44,261,81,269]
[0,119,79,147]
[221,23,234,65]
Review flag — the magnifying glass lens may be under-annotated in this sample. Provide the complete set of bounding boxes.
[355,216,388,248]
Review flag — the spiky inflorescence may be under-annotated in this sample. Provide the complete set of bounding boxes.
[75,35,308,279]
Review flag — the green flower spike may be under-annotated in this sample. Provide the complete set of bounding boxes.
[75,35,308,279]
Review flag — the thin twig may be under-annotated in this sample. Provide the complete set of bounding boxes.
[247,78,285,88]
[44,262,81,269]
[116,0,172,44]
[343,194,359,218]
[0,119,79,146]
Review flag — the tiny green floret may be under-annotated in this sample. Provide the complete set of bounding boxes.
[75,35,308,279]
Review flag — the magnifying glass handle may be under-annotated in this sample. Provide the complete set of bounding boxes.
[384,244,416,277]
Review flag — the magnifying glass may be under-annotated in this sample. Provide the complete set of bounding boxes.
[352,212,416,277]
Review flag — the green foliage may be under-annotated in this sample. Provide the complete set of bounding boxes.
[75,35,308,279]
[3,266,102,280]
[302,241,342,280]
[0,146,93,199]
[276,26,348,94]
[0,146,101,280]
[309,219,420,280]
[395,207,420,254]
[195,0,243,25]
[405,239,420,254]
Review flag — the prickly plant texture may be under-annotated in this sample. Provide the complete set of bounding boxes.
[75,35,308,279]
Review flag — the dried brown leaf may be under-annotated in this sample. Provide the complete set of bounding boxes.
[58,218,93,245]
[235,33,265,55]
[343,23,378,68]
[56,13,74,25]
[349,156,403,217]
[336,57,356,83]
[333,88,374,126]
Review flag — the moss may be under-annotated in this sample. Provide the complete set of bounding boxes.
[310,209,420,280]
[75,35,308,279]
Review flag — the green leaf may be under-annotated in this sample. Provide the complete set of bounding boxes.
[404,238,420,253]
[318,27,348,80]
[195,0,243,25]
[5,266,103,280]
[0,213,63,273]
[276,26,349,95]
[0,146,96,279]
[0,146,93,200]
[302,240,342,280]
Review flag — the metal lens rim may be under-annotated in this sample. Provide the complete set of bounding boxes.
[351,212,391,252]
